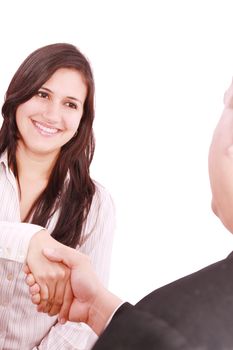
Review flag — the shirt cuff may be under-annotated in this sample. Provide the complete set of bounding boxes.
[0,222,44,263]
[104,301,127,330]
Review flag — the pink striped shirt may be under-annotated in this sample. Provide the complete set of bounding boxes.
[0,151,115,350]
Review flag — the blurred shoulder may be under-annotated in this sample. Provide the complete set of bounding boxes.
[93,180,115,208]
[79,181,116,245]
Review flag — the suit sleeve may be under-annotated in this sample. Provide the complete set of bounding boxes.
[92,303,190,350]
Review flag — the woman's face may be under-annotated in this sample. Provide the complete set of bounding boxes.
[16,67,87,159]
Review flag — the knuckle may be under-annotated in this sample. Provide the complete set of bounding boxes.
[47,271,57,280]
[65,297,73,306]
[48,310,57,317]
[59,269,66,279]
[35,273,42,281]
[64,268,70,278]
[64,294,72,304]
[40,298,48,303]
[54,267,66,279]
[48,298,54,305]
[37,274,47,283]
[54,297,63,307]
[32,295,40,304]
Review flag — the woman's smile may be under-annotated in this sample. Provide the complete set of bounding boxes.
[32,120,60,137]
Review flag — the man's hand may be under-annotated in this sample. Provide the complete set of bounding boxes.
[25,245,122,335]
[42,247,106,325]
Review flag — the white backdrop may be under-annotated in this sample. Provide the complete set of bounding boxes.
[1,0,233,303]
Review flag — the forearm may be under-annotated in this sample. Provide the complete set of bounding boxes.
[88,287,122,335]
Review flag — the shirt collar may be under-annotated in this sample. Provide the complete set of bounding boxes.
[0,150,70,183]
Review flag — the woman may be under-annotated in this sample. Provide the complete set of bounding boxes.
[0,43,115,349]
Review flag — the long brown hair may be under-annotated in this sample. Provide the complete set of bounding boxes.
[0,43,96,247]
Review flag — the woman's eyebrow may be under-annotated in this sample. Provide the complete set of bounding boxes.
[40,86,52,93]
[41,86,83,105]
[66,96,83,105]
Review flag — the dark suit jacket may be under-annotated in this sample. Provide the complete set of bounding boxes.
[92,252,233,349]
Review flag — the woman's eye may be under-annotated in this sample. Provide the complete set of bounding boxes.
[66,102,78,110]
[37,91,49,99]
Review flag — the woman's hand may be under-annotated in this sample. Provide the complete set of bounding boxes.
[25,230,73,319]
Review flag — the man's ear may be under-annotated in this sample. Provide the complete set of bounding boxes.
[211,198,219,217]
[223,79,233,108]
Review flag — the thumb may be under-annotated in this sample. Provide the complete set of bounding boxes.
[42,247,79,268]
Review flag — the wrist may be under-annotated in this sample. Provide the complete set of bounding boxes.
[87,286,122,335]
[29,229,59,249]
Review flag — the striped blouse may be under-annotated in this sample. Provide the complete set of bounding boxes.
[0,151,116,350]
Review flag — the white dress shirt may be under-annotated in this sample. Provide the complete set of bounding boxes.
[0,151,116,350]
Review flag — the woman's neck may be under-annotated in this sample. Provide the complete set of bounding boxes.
[15,142,59,181]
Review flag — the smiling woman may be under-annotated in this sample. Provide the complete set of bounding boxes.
[16,68,87,158]
[0,43,115,349]
[15,68,87,223]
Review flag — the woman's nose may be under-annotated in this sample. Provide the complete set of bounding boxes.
[42,102,61,124]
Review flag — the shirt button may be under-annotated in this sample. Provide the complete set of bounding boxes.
[7,273,14,281]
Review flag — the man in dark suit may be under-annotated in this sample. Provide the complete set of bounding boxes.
[41,248,233,350]
[28,79,233,349]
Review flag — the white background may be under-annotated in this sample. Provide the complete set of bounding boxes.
[1,0,233,303]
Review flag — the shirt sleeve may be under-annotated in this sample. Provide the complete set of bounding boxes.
[79,184,116,286]
[0,221,44,263]
[104,301,127,330]
[32,322,98,350]
[32,184,116,350]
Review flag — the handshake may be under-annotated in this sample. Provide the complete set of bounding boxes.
[22,79,233,350]
[24,230,121,336]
